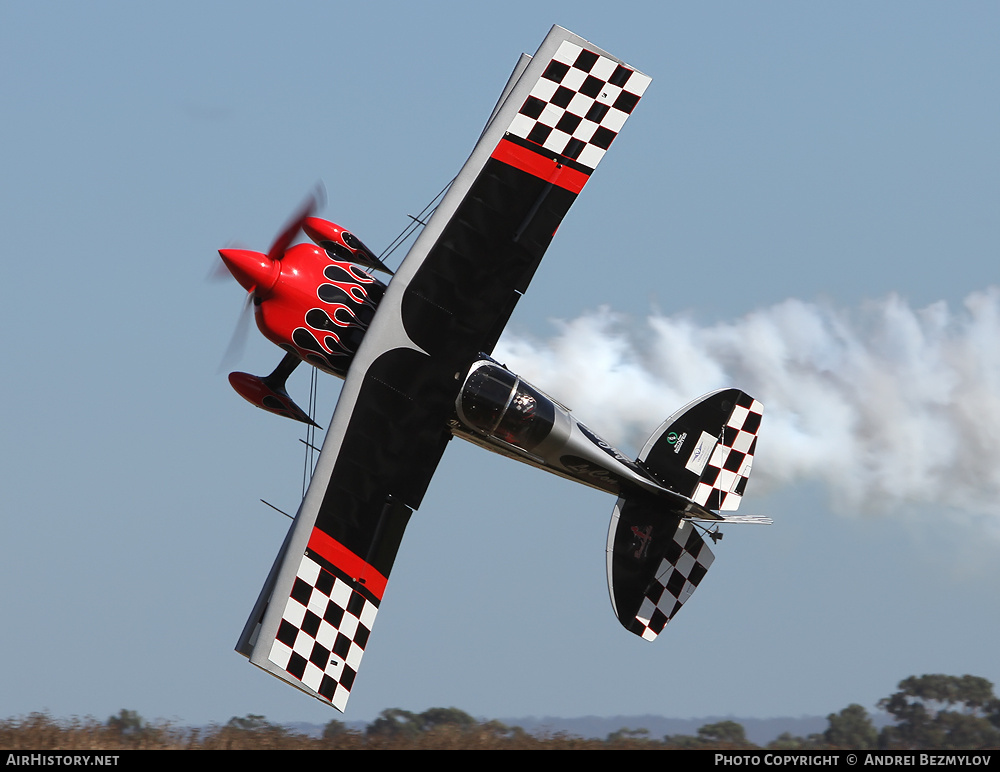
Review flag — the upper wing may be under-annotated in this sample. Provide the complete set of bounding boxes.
[400,26,652,361]
[236,25,650,711]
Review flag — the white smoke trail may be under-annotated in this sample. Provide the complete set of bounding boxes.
[495,288,1000,525]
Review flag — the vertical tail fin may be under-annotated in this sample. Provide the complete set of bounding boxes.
[605,388,764,639]
[639,388,763,512]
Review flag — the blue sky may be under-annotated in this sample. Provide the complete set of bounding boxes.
[2,2,999,728]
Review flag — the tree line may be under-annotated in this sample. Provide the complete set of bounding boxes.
[2,673,998,750]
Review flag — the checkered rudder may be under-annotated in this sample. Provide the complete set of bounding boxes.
[691,393,763,512]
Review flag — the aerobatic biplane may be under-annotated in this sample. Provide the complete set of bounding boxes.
[220,26,767,712]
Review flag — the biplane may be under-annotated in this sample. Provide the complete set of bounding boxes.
[220,26,767,712]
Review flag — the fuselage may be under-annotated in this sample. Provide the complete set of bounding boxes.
[450,358,688,503]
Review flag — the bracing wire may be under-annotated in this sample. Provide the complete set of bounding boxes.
[377,177,454,267]
[302,365,320,499]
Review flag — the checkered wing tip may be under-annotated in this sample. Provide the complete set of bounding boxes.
[247,551,380,712]
[505,36,651,173]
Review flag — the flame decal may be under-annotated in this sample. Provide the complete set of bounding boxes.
[295,306,367,371]
[325,258,372,284]
[293,326,351,363]
[287,250,386,376]
[306,305,357,331]
[320,261,375,306]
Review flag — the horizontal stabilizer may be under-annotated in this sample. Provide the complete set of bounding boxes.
[606,493,715,640]
[687,513,772,524]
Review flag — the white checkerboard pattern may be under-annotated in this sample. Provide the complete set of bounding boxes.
[692,395,763,512]
[634,521,715,641]
[267,553,377,711]
[506,40,651,171]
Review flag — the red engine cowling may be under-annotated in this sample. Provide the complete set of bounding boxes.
[220,233,387,379]
[261,242,386,376]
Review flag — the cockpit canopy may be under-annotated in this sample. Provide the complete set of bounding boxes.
[456,361,555,452]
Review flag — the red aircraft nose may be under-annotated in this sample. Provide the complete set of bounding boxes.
[218,248,280,295]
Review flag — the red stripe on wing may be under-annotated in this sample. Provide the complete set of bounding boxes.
[307,528,389,600]
[491,138,590,194]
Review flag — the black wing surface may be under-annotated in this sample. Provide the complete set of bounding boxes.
[236,25,650,711]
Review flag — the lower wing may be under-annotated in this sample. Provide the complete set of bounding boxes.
[235,25,651,711]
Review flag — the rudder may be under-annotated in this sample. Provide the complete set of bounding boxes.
[639,388,762,512]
